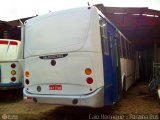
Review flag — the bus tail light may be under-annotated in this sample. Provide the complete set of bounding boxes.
[11,70,16,75]
[85,68,92,75]
[86,77,93,84]
[25,79,29,85]
[25,71,30,77]
[11,77,16,82]
[11,63,16,68]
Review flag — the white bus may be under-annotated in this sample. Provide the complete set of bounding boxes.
[0,39,23,89]
[22,6,137,107]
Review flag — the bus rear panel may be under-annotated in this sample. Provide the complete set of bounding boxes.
[23,7,104,107]
[0,39,22,89]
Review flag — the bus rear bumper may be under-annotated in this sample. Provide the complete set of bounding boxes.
[0,83,22,90]
[23,87,104,107]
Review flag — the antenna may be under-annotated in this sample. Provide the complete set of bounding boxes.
[87,2,91,9]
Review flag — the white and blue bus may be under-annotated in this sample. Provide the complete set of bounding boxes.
[0,39,23,89]
[22,6,137,107]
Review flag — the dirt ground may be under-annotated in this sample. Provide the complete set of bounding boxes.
[0,80,160,120]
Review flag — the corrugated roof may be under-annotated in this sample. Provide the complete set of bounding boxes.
[95,4,160,47]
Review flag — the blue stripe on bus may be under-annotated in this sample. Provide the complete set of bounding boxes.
[102,21,120,105]
[0,83,22,88]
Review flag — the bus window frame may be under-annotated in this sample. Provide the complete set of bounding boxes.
[99,16,109,56]
[120,35,123,58]
[116,32,122,58]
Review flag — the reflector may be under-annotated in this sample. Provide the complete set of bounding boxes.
[27,96,32,100]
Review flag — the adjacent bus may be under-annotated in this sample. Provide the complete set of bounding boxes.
[0,39,23,89]
[22,6,137,107]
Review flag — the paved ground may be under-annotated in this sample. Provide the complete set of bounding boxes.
[0,80,160,120]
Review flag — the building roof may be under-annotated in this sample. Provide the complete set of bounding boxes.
[95,4,160,47]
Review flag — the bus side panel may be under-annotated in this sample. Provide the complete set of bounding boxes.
[102,38,114,105]
[104,22,121,104]
[125,59,135,90]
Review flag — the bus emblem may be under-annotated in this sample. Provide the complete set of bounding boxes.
[40,54,68,59]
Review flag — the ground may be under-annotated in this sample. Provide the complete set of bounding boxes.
[0,80,159,120]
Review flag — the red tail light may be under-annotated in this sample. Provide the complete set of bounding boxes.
[11,63,16,68]
[10,41,18,45]
[86,77,93,84]
[25,79,29,85]
[11,77,16,82]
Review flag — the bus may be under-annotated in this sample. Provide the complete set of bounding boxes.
[0,39,23,89]
[22,6,137,107]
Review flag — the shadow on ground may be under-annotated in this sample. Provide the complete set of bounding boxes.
[0,88,23,103]
[39,105,119,120]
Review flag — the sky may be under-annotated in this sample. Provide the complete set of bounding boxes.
[0,0,160,21]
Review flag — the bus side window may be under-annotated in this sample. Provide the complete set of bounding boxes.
[127,44,130,59]
[117,33,122,58]
[100,19,109,55]
[121,37,126,58]
[128,43,131,59]
[129,44,132,59]
[125,41,129,59]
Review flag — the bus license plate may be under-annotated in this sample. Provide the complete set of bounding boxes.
[49,84,62,90]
